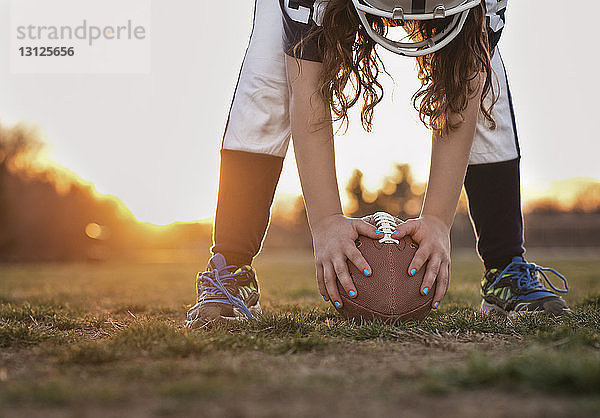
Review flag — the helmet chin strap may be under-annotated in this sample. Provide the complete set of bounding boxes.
[354,7,470,57]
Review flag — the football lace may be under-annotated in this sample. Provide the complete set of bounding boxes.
[373,211,400,244]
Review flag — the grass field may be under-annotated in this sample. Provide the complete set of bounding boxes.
[1,249,599,417]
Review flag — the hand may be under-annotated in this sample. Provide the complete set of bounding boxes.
[312,214,383,308]
[395,215,451,309]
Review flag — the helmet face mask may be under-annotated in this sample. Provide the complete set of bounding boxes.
[351,0,482,56]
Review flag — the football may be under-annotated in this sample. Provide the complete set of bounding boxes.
[335,212,435,322]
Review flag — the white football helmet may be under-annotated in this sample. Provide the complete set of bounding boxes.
[351,0,482,57]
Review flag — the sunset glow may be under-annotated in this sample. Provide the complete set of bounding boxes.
[28,148,600,225]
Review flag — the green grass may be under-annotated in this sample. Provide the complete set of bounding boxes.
[424,346,600,394]
[0,250,599,417]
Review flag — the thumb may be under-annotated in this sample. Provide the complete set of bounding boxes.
[354,219,384,239]
[395,219,420,239]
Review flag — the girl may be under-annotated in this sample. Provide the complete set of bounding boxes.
[185,0,569,326]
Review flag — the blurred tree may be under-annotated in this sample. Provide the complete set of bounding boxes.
[528,198,564,214]
[0,124,42,254]
[572,183,600,213]
[345,164,425,219]
[268,164,600,250]
[0,122,216,261]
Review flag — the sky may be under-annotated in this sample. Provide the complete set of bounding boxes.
[0,0,599,225]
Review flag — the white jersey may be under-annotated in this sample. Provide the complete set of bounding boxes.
[486,0,508,52]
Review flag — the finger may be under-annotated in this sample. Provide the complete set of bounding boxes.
[323,262,342,308]
[333,258,358,299]
[345,245,373,277]
[394,219,419,239]
[420,255,441,296]
[315,262,328,301]
[353,219,384,239]
[408,246,430,278]
[432,262,450,309]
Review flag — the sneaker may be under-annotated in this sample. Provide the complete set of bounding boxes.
[185,253,261,328]
[480,256,570,316]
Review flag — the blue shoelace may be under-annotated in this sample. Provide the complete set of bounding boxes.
[189,264,254,319]
[489,257,569,294]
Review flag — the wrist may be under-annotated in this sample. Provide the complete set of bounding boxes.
[309,211,344,231]
[420,212,452,232]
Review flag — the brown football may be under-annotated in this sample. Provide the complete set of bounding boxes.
[335,212,435,322]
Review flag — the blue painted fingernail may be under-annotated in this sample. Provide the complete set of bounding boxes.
[392,230,399,235]
[410,268,416,276]
[323,296,328,301]
[334,301,341,308]
[433,301,439,309]
[423,287,429,295]
[375,229,382,234]
[363,269,371,276]
[349,290,356,297]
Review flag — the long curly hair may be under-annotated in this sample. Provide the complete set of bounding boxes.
[295,0,495,136]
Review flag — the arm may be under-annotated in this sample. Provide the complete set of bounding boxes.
[423,94,481,228]
[397,79,483,308]
[285,55,382,307]
[285,57,341,230]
